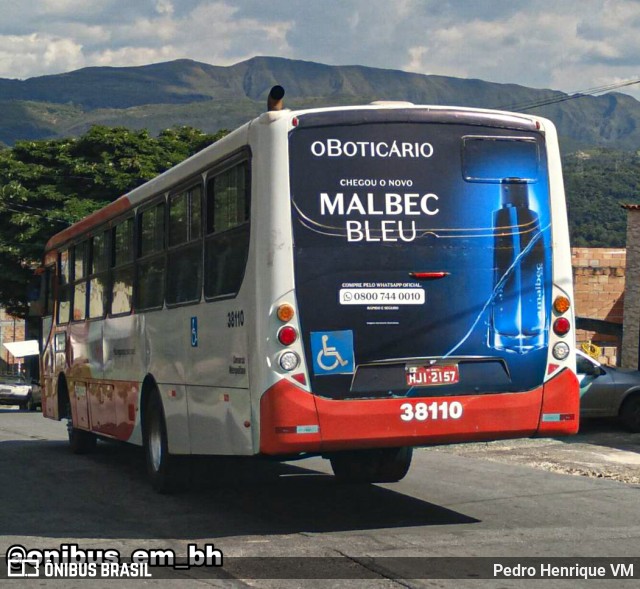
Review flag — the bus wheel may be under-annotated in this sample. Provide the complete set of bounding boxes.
[26,395,36,411]
[620,396,640,433]
[329,447,413,483]
[60,394,97,454]
[143,393,190,494]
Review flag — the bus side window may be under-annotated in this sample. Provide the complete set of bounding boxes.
[72,240,88,321]
[88,230,110,319]
[58,249,71,324]
[166,184,202,306]
[43,266,55,317]
[204,161,250,300]
[136,201,166,311]
[111,218,134,315]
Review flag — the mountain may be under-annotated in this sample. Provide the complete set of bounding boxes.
[1,56,640,151]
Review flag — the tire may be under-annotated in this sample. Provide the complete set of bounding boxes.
[143,393,190,493]
[620,395,640,433]
[330,447,413,483]
[25,394,35,412]
[67,421,98,454]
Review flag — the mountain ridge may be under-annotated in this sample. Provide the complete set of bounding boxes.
[1,56,639,150]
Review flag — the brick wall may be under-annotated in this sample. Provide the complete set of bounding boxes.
[572,248,625,365]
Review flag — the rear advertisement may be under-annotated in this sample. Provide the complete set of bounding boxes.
[289,111,552,400]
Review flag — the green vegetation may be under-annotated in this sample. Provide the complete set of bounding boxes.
[563,149,640,247]
[0,125,226,316]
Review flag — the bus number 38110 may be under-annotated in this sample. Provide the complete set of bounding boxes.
[400,401,463,422]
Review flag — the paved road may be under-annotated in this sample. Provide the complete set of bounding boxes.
[0,408,639,588]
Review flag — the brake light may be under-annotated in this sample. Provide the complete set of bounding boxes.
[278,326,298,346]
[553,317,571,336]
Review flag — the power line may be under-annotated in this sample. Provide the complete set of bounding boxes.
[0,203,70,225]
[497,77,640,112]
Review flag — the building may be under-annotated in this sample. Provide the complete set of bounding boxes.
[621,204,640,369]
[0,308,26,373]
[572,248,625,366]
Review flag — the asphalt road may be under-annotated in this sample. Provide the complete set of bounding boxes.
[0,408,639,588]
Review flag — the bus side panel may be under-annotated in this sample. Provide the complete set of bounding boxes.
[65,322,99,432]
[184,302,253,456]
[141,301,253,456]
[143,310,189,453]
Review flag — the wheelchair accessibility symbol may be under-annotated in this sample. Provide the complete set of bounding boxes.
[311,330,354,375]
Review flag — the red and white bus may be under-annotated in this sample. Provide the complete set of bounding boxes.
[37,87,579,491]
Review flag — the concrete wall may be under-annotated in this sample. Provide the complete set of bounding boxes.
[622,207,640,369]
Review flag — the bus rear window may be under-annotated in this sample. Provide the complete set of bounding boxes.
[462,136,539,183]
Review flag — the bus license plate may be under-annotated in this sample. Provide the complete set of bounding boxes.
[406,365,459,386]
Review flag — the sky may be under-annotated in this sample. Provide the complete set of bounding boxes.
[1,0,640,99]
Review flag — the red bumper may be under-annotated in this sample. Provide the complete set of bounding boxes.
[259,369,579,455]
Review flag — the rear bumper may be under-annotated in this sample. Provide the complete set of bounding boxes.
[259,368,579,454]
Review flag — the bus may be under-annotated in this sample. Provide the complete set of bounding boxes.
[37,86,580,492]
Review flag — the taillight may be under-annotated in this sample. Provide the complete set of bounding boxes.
[278,325,298,346]
[553,317,571,336]
[553,296,571,314]
[279,351,300,371]
[552,342,570,360]
[552,295,571,337]
[277,303,295,322]
[274,303,302,374]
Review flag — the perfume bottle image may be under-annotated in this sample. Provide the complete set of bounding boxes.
[489,178,547,354]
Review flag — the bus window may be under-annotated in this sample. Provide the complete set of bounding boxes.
[167,185,202,305]
[72,241,88,321]
[462,136,539,183]
[44,265,55,317]
[111,218,134,315]
[136,202,165,311]
[88,230,109,319]
[204,161,250,299]
[58,249,71,324]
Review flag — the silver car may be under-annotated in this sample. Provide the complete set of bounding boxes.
[577,351,640,432]
[0,374,41,411]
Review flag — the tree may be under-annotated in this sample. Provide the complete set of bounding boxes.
[0,125,227,316]
[563,149,640,248]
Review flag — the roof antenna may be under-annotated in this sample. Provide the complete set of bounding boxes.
[268,85,285,111]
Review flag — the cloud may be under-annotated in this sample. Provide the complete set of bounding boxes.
[0,34,84,79]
